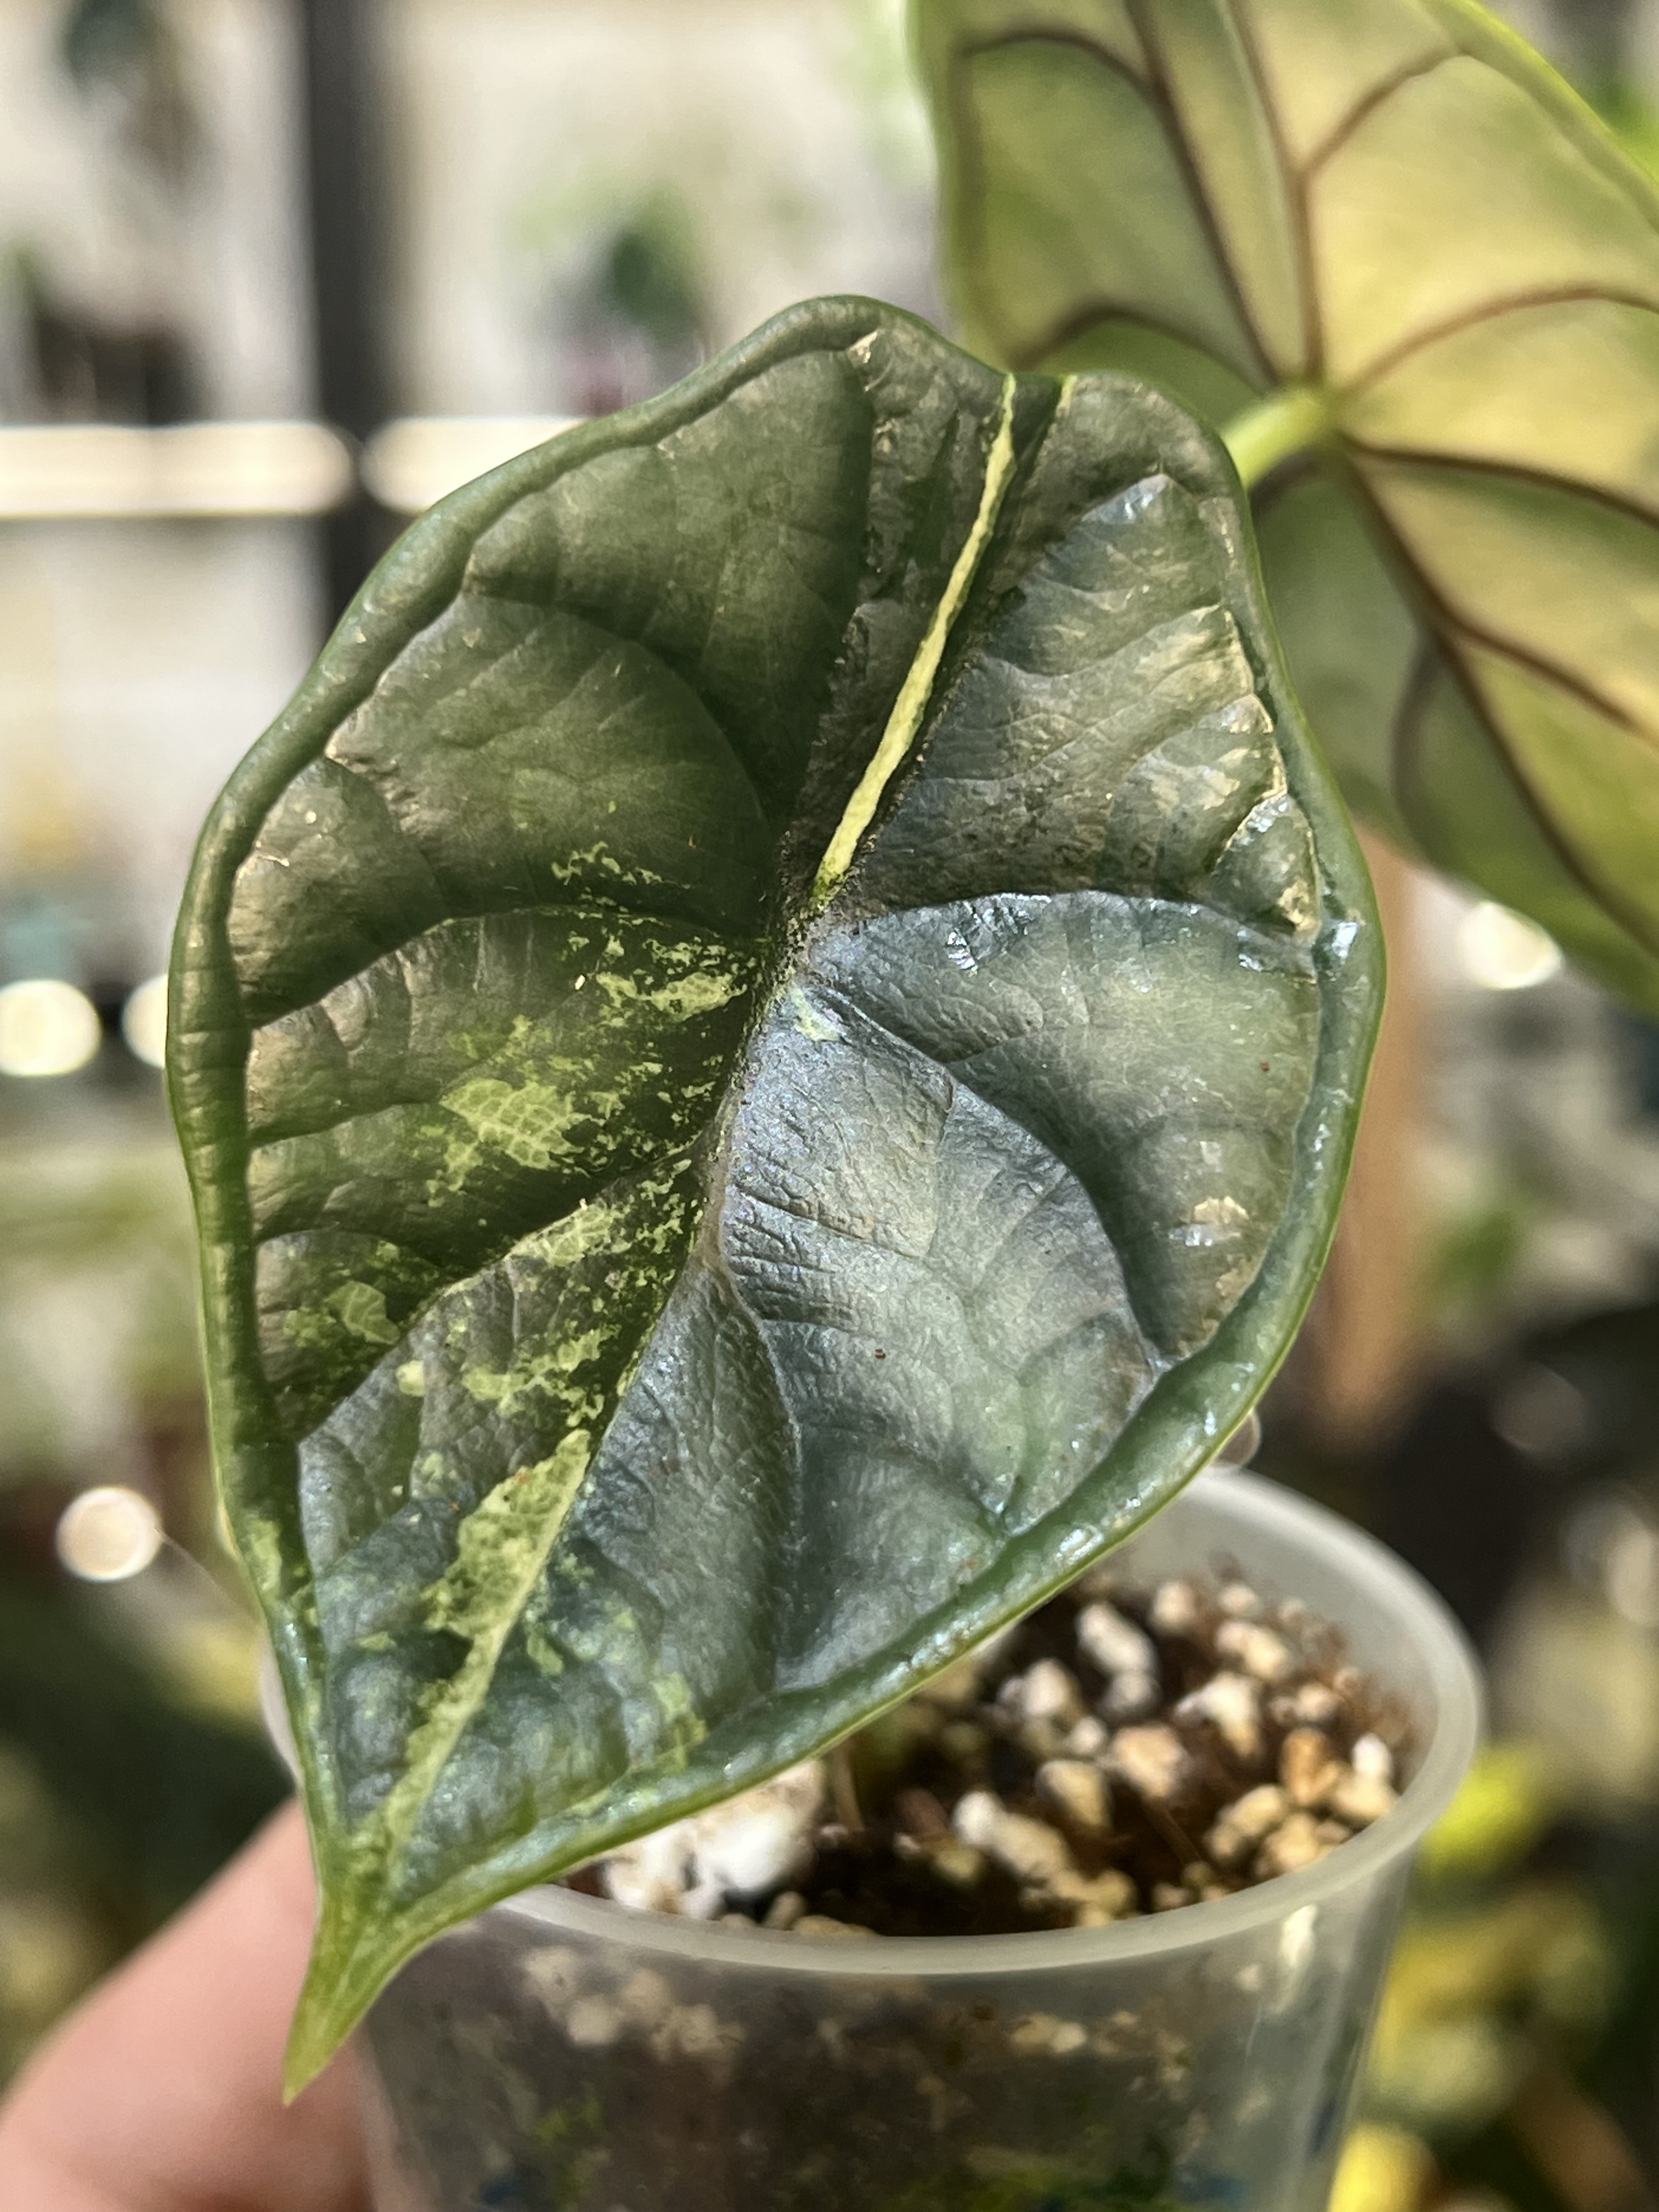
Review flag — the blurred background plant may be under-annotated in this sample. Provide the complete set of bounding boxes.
[0,4,1655,2208]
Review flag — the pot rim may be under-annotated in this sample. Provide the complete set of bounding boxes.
[486,1468,1483,1979]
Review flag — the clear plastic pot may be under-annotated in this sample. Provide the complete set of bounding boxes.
[353,1470,1481,2212]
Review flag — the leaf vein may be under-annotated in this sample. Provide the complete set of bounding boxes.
[1299,47,1458,180]
[1341,286,1659,393]
[1347,436,1659,537]
[1346,472,1659,957]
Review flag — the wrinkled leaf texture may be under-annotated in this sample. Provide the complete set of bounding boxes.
[167,298,1378,2084]
[916,0,1659,1013]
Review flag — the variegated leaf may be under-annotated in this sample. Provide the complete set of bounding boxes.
[168,298,1379,2083]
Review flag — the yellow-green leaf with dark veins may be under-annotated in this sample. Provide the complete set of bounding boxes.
[167,298,1379,2088]
[916,0,1659,1013]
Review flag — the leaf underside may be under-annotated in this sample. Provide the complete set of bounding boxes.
[916,0,1659,1014]
[168,298,1378,2085]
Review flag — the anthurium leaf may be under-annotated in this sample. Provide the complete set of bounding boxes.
[916,0,1659,1013]
[167,297,1378,2086]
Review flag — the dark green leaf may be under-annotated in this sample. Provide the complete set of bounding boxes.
[916,0,1659,1013]
[168,298,1378,2084]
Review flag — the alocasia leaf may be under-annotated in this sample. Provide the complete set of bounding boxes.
[167,297,1379,2084]
[915,0,1659,1014]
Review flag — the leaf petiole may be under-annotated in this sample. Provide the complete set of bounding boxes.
[1221,386,1330,493]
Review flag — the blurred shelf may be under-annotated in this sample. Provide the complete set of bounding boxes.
[0,421,354,520]
[0,416,589,521]
[362,415,579,513]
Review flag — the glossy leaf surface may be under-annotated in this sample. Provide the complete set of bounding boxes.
[916,0,1659,1012]
[168,298,1378,2081]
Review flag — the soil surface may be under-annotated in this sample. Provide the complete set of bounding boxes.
[567,1562,1413,1938]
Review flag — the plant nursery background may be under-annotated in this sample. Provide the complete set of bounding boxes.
[0,3,1656,2208]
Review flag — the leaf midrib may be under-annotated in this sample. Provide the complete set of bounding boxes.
[812,375,1020,904]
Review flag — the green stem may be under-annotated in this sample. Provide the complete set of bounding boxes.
[1221,384,1330,491]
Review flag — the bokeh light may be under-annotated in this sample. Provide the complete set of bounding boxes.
[1455,902,1565,992]
[0,978,103,1077]
[55,1486,165,1583]
[120,975,169,1068]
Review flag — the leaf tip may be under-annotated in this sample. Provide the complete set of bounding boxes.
[282,1998,347,2103]
[281,1891,385,2101]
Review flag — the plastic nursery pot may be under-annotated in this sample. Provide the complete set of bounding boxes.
[344,1470,1480,2212]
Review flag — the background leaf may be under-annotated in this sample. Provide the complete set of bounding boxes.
[168,297,1379,2081]
[915,0,1659,1013]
